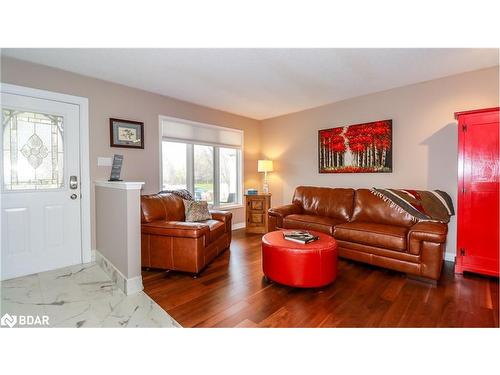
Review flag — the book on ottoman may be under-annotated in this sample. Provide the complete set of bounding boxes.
[282,230,319,244]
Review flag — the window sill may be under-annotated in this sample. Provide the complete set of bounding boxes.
[211,204,244,211]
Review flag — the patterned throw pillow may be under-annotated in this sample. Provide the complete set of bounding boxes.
[183,200,212,222]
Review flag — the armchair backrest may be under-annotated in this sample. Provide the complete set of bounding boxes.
[141,193,186,223]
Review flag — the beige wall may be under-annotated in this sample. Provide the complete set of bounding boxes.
[2,55,498,261]
[261,67,499,259]
[1,56,262,249]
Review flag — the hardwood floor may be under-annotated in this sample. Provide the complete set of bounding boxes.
[143,229,499,328]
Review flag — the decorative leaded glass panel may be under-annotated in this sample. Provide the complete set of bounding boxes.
[2,109,64,190]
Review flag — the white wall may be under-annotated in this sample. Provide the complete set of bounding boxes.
[261,67,499,260]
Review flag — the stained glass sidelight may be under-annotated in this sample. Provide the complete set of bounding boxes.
[2,109,64,190]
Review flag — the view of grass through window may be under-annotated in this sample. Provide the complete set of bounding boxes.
[161,141,187,190]
[162,140,240,207]
[194,144,214,203]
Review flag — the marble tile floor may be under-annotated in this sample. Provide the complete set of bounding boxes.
[0,262,181,328]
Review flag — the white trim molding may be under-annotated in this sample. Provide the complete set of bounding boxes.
[444,252,456,263]
[95,180,145,190]
[0,83,91,264]
[232,222,246,230]
[94,249,143,295]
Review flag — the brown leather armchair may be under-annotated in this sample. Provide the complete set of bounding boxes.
[140,193,232,276]
[269,186,448,281]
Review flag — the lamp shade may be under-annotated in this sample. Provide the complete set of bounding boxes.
[258,160,274,172]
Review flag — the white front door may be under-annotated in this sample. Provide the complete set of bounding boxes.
[1,92,82,280]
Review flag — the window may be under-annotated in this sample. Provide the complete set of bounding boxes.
[219,147,238,205]
[161,141,187,190]
[2,109,64,190]
[160,117,243,208]
[194,144,214,204]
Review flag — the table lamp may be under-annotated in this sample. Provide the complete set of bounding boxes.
[258,160,273,194]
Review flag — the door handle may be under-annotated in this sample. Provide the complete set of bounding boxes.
[69,176,78,190]
[70,194,78,200]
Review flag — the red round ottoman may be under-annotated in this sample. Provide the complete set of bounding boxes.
[262,230,337,288]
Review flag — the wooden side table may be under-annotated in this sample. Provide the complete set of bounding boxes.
[245,193,271,234]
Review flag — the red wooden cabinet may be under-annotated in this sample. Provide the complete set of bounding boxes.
[455,107,499,277]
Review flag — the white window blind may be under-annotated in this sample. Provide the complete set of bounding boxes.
[161,118,243,147]
[160,116,243,208]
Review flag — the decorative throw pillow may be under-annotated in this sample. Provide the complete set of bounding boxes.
[183,200,212,222]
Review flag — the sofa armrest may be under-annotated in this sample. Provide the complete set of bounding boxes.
[142,220,210,238]
[268,203,302,228]
[210,210,232,223]
[210,210,233,232]
[408,221,448,255]
[409,222,448,242]
[268,203,302,218]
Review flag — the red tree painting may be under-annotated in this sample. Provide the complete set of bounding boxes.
[318,120,392,173]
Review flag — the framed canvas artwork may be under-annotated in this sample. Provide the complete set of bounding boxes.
[110,118,144,149]
[318,119,392,173]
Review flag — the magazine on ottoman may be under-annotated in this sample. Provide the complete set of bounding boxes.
[282,230,319,244]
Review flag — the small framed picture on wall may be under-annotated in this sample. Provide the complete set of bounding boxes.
[110,118,144,149]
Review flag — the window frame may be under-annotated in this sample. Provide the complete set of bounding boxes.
[158,116,244,210]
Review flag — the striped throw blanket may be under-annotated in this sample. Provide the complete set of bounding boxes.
[370,188,455,223]
[159,189,193,201]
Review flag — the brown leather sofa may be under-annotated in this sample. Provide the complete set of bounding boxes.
[140,193,232,276]
[268,186,448,281]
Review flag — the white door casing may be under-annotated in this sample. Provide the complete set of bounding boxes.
[1,84,90,280]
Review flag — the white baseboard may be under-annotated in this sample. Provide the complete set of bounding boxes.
[124,276,144,295]
[444,252,455,263]
[232,222,246,230]
[94,249,143,295]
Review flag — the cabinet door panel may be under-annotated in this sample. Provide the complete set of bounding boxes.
[250,200,264,211]
[459,110,499,276]
[245,195,270,234]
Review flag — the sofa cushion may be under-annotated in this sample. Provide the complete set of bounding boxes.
[292,186,355,222]
[141,220,209,238]
[141,194,167,223]
[351,189,415,227]
[283,214,343,235]
[157,193,186,221]
[334,222,408,251]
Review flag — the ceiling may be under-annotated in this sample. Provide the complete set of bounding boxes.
[2,48,498,120]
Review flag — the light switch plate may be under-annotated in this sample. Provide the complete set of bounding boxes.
[97,157,112,167]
